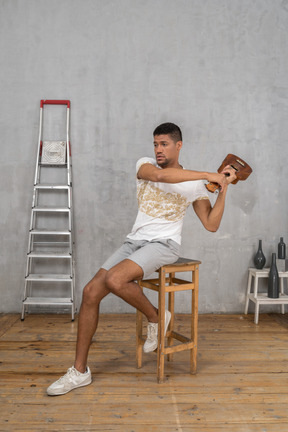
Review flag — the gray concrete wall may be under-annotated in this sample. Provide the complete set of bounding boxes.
[0,0,287,314]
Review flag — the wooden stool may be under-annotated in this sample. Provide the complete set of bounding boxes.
[136,258,200,383]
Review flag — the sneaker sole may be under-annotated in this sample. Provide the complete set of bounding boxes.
[47,377,92,396]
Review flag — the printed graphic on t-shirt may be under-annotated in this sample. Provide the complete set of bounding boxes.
[137,181,191,221]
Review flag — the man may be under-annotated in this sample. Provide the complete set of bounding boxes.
[47,122,236,396]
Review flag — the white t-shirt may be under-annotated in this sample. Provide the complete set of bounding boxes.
[127,157,210,244]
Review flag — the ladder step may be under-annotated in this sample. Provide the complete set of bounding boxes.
[26,274,72,282]
[28,251,71,258]
[32,206,70,212]
[23,297,73,305]
[30,229,71,235]
[32,242,71,247]
[34,184,70,189]
[39,163,68,167]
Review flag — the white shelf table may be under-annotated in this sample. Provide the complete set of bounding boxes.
[244,267,288,324]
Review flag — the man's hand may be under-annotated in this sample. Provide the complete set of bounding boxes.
[221,165,238,184]
[206,172,228,192]
[206,165,237,192]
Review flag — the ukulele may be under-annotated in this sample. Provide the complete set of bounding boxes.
[205,154,253,192]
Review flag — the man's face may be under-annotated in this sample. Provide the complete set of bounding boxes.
[153,134,182,168]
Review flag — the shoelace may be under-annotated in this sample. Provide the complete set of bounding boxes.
[57,367,79,383]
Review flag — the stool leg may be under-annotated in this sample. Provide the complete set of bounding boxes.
[136,282,143,368]
[157,267,166,383]
[168,272,175,362]
[136,310,143,368]
[191,266,199,374]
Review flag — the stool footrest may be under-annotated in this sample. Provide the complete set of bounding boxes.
[166,283,195,292]
[172,277,192,285]
[164,341,195,355]
[141,280,195,292]
[170,330,191,343]
[140,281,159,291]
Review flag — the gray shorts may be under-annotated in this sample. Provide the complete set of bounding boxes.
[101,237,180,278]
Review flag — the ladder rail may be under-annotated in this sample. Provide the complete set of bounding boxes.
[66,106,72,186]
[34,105,43,185]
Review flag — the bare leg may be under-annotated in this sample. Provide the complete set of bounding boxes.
[105,259,158,322]
[74,259,158,373]
[74,269,110,372]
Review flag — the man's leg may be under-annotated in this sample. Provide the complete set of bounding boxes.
[47,259,159,395]
[105,259,166,354]
[105,259,158,319]
[74,268,110,373]
[75,259,158,373]
[47,268,111,395]
[47,242,176,396]
[74,259,158,373]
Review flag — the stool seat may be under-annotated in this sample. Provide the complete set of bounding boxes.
[173,257,201,265]
[136,258,200,383]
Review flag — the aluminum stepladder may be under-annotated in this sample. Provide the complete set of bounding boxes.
[21,100,75,320]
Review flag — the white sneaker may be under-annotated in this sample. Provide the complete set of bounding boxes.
[47,366,92,396]
[143,310,171,353]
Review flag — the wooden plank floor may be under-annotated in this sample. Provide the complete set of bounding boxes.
[1,312,288,431]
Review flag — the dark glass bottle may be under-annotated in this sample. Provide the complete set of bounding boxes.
[278,237,286,259]
[268,253,279,298]
[254,240,266,269]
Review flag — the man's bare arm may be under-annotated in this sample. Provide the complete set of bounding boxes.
[193,192,226,232]
[192,167,237,231]
[137,163,229,191]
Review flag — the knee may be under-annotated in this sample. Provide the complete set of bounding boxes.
[82,284,97,306]
[82,279,104,306]
[105,271,123,295]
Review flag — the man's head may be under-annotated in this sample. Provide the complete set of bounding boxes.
[153,122,183,168]
[153,122,182,143]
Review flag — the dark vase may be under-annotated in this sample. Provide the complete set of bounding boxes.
[278,237,286,259]
[254,240,266,269]
[268,253,279,298]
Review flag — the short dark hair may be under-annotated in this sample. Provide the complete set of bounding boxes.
[153,122,182,143]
